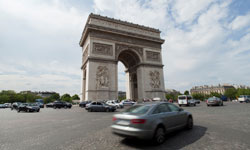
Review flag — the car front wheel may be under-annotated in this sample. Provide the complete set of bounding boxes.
[186,117,193,130]
[153,126,166,145]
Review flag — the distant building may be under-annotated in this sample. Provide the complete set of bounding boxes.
[232,84,250,89]
[118,91,126,98]
[190,84,235,95]
[36,91,57,98]
[20,91,58,98]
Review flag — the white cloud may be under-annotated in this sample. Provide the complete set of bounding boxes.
[229,13,250,30]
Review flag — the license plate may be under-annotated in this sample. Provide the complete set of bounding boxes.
[117,120,130,126]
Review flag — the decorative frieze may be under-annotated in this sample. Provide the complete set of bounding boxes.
[92,42,113,56]
[96,66,109,89]
[146,51,161,62]
[90,30,161,49]
[149,71,161,88]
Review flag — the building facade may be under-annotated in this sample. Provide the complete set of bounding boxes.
[190,84,235,95]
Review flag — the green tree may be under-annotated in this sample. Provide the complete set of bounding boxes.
[61,94,72,103]
[71,94,80,100]
[210,92,222,98]
[224,88,237,100]
[0,95,10,103]
[50,93,60,100]
[184,90,189,95]
[44,97,53,104]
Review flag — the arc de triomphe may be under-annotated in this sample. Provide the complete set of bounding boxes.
[79,13,165,102]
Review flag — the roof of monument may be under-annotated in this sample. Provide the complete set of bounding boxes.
[79,13,164,47]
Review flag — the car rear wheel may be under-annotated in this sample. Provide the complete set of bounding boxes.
[186,117,193,130]
[37,109,40,112]
[153,127,166,145]
[54,106,56,109]
[106,108,110,112]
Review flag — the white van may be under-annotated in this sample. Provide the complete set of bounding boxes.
[238,95,250,103]
[178,95,196,106]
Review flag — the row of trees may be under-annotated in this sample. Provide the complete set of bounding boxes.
[166,88,250,101]
[0,90,80,104]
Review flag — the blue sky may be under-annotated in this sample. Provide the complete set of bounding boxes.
[0,0,250,96]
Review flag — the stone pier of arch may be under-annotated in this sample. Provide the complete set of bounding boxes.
[79,13,165,102]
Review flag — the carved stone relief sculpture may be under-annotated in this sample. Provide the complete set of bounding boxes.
[82,45,88,64]
[149,71,161,88]
[96,66,109,89]
[92,42,113,56]
[146,51,160,62]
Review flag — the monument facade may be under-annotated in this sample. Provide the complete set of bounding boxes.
[79,13,165,102]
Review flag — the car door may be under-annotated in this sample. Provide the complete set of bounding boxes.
[167,103,187,127]
[96,102,103,111]
[152,104,175,130]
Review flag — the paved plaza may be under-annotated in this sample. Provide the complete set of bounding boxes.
[0,102,250,150]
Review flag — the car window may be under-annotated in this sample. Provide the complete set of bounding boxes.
[92,102,96,105]
[178,96,186,100]
[153,104,170,114]
[124,105,151,114]
[167,103,180,112]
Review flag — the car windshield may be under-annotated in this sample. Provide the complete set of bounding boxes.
[123,105,151,114]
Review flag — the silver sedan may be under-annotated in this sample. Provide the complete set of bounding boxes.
[111,102,193,144]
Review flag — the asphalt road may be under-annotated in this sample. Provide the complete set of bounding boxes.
[0,102,250,150]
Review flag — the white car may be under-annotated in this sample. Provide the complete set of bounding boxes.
[106,100,123,108]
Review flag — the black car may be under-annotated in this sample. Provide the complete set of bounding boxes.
[53,101,72,109]
[79,101,91,108]
[85,101,116,112]
[11,102,22,110]
[17,103,40,112]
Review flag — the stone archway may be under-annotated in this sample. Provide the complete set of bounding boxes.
[79,13,165,102]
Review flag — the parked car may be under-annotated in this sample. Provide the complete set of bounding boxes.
[207,96,223,106]
[111,102,193,145]
[79,101,91,108]
[178,95,196,106]
[46,102,54,108]
[17,103,40,112]
[120,100,135,106]
[4,103,11,108]
[106,100,123,109]
[53,101,72,109]
[194,99,200,104]
[36,102,44,108]
[0,104,7,108]
[85,101,116,112]
[11,102,22,110]
[238,95,250,103]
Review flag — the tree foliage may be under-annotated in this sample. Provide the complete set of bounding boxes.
[184,90,189,95]
[71,94,80,100]
[61,93,72,103]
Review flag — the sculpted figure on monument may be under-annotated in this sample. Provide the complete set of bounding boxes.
[149,71,161,88]
[96,66,109,88]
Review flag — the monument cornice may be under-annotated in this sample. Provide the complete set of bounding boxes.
[79,13,165,47]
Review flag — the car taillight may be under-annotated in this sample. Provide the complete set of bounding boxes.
[112,117,117,121]
[131,119,146,124]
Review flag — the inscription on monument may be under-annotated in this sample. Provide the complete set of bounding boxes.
[92,42,113,56]
[96,66,109,89]
[149,71,161,88]
[146,51,160,62]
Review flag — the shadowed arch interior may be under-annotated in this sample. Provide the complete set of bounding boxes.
[118,50,140,69]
